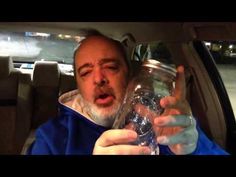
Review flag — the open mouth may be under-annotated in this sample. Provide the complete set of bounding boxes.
[95,93,114,106]
[99,94,110,99]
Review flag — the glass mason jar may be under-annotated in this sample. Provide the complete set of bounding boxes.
[112,59,176,155]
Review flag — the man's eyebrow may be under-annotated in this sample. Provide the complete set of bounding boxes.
[77,63,93,73]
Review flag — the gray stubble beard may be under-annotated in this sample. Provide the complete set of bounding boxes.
[81,97,121,128]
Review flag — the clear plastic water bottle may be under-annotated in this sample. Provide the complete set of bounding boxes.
[113,59,176,155]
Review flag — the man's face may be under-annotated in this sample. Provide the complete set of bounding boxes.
[75,36,129,127]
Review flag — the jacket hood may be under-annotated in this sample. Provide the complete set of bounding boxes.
[58,89,91,120]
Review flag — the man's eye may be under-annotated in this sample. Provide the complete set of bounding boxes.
[80,71,91,77]
[105,65,118,70]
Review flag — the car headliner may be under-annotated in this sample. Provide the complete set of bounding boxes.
[1,22,236,43]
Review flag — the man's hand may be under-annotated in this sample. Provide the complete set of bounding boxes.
[154,66,198,155]
[93,129,151,155]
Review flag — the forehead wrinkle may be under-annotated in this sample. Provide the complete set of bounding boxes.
[98,58,120,65]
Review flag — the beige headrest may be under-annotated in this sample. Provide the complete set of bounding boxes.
[0,56,14,80]
[33,61,60,87]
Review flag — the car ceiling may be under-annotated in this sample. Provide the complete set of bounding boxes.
[1,22,236,43]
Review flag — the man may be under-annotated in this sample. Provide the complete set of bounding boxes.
[27,33,228,155]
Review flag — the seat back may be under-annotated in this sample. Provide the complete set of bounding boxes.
[0,56,32,154]
[32,61,60,128]
[59,72,77,96]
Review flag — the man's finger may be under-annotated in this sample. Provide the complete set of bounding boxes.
[173,65,186,100]
[154,115,196,127]
[160,96,178,108]
[160,96,192,115]
[157,127,198,145]
[96,129,137,147]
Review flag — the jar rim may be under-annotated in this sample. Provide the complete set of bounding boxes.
[142,59,176,77]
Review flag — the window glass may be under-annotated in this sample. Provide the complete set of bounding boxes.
[132,41,174,65]
[204,41,236,118]
[0,31,79,64]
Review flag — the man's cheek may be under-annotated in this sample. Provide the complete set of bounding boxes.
[80,87,92,100]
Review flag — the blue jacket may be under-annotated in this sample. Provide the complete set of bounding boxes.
[27,90,229,155]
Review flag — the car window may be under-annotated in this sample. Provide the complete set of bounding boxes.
[0,31,79,64]
[132,41,174,65]
[204,41,236,119]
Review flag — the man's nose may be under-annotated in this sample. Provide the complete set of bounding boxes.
[94,69,108,86]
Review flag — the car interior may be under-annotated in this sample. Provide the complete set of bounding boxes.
[0,22,235,154]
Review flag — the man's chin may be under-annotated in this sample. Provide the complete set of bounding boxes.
[89,104,120,127]
[81,97,120,127]
[92,106,117,119]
